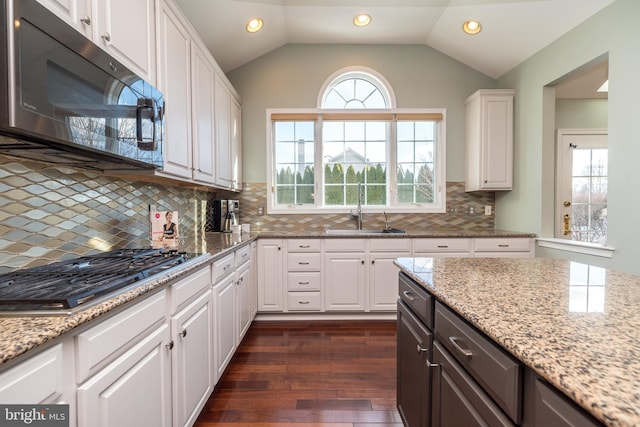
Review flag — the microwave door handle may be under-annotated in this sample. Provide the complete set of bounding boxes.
[136,98,157,151]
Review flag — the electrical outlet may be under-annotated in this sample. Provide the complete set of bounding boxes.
[257,207,264,216]
[485,205,492,216]
[468,206,475,214]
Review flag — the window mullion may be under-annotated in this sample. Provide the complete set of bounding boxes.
[389,119,397,205]
[315,115,323,208]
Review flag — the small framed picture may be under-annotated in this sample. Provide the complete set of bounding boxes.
[150,210,179,249]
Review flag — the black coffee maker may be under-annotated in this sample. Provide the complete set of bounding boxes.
[206,199,239,232]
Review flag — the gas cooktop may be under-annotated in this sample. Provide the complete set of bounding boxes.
[0,248,205,314]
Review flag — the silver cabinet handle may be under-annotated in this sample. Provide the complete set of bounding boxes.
[180,329,187,338]
[449,336,473,358]
[80,16,91,25]
[299,245,310,248]
[165,341,174,350]
[298,281,310,285]
[298,262,310,265]
[402,290,416,301]
[101,32,111,42]
[498,244,510,247]
[437,245,449,248]
[416,344,428,354]
[299,300,310,305]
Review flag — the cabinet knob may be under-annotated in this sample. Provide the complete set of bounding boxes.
[80,16,91,26]
[361,260,365,264]
[165,341,174,350]
[180,329,187,338]
[102,32,111,43]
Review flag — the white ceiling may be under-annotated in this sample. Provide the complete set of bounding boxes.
[176,0,615,80]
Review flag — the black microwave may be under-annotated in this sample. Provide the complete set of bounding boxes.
[0,0,164,170]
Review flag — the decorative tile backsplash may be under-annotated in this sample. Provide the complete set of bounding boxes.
[0,155,494,273]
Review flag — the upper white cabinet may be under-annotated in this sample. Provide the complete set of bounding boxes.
[37,0,156,84]
[465,89,515,192]
[215,79,242,190]
[156,0,193,179]
[191,40,217,184]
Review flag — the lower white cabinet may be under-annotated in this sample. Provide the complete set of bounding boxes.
[213,272,236,379]
[257,239,284,311]
[324,239,367,311]
[171,290,213,427]
[77,323,173,427]
[236,261,252,342]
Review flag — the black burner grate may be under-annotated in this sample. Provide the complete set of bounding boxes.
[0,249,188,309]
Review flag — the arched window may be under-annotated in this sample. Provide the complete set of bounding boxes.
[267,67,445,214]
[319,67,395,109]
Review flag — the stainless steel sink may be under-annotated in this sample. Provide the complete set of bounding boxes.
[325,229,385,235]
[325,229,405,235]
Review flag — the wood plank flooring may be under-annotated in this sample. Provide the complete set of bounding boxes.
[194,320,402,427]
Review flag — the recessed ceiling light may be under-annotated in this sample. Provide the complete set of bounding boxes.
[246,18,263,33]
[462,20,482,35]
[353,14,371,27]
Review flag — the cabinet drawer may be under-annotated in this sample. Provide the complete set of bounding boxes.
[533,377,603,427]
[435,302,522,423]
[399,273,433,329]
[369,238,411,252]
[76,290,167,383]
[288,292,322,311]
[287,239,321,252]
[168,265,211,314]
[413,238,471,252]
[288,272,322,291]
[433,341,515,427]
[212,253,235,282]
[287,253,321,271]
[235,244,251,267]
[0,344,64,404]
[325,238,366,252]
[474,238,532,252]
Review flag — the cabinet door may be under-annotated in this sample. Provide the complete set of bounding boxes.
[214,274,236,377]
[191,40,216,184]
[324,253,366,311]
[77,324,172,427]
[369,252,410,311]
[397,302,432,427]
[236,263,252,344]
[214,77,232,187]
[157,0,192,178]
[250,242,258,318]
[257,240,284,311]
[431,342,514,427]
[230,97,242,190]
[36,0,93,38]
[172,291,213,427]
[95,0,156,84]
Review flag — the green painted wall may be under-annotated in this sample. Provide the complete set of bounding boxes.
[497,0,639,274]
[227,44,495,183]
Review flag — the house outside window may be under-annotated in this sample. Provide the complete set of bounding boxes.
[267,67,446,214]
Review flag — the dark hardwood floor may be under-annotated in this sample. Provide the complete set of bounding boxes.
[194,320,402,427]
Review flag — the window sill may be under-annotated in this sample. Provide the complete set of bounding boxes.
[536,238,614,258]
[267,205,446,215]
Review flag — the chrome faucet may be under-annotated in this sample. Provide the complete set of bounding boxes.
[351,182,363,230]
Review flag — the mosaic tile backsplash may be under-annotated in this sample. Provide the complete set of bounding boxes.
[0,155,494,273]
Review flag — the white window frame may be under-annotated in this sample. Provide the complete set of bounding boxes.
[266,107,447,214]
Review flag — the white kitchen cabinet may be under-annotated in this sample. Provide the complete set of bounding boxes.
[368,239,411,311]
[235,261,252,342]
[166,265,213,427]
[473,237,534,258]
[156,0,193,179]
[190,39,217,184]
[213,272,235,378]
[250,242,258,318]
[286,239,323,311]
[324,239,366,311]
[37,0,156,84]
[413,238,472,258]
[214,76,243,190]
[257,239,284,312]
[77,323,172,427]
[171,290,213,427]
[0,344,67,404]
[465,89,515,192]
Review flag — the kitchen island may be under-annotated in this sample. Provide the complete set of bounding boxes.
[395,257,640,427]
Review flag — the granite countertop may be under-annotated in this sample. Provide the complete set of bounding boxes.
[395,257,640,427]
[251,228,536,238]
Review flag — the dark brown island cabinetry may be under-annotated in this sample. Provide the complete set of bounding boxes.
[396,272,604,427]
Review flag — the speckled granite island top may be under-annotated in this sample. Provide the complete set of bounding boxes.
[395,257,640,427]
